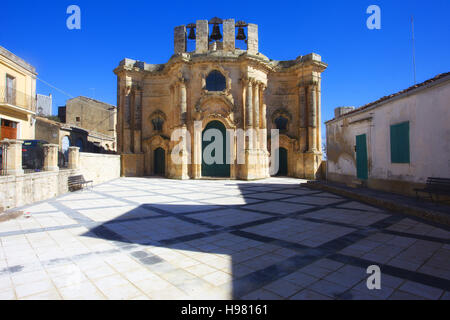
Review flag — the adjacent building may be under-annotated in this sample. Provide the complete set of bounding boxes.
[325,72,450,196]
[114,18,327,179]
[0,46,37,140]
[36,93,52,116]
[35,96,117,160]
[57,96,117,153]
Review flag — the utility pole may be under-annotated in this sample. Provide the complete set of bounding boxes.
[411,16,417,85]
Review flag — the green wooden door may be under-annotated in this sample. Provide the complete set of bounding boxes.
[154,147,165,176]
[276,148,288,176]
[202,121,230,178]
[356,134,368,180]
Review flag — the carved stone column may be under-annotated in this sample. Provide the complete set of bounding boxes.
[43,144,59,172]
[298,83,307,152]
[253,82,260,150]
[130,88,136,153]
[68,146,80,170]
[246,79,254,151]
[117,86,124,153]
[246,79,253,129]
[308,82,318,152]
[259,83,267,151]
[133,85,142,154]
[123,85,132,154]
[0,139,24,175]
[253,82,260,128]
[179,77,187,125]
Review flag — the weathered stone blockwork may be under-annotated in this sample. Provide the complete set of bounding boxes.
[0,169,77,210]
[114,18,327,180]
[0,149,120,210]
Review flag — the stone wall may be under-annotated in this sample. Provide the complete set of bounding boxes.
[0,151,120,210]
[0,169,77,210]
[79,152,120,185]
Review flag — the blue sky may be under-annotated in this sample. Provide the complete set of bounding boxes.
[2,0,449,138]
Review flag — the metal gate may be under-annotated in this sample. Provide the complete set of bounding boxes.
[0,144,7,176]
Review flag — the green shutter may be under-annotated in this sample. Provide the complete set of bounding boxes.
[390,122,410,163]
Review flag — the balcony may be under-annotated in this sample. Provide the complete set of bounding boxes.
[0,87,36,114]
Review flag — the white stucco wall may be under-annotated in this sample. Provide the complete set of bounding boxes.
[326,76,450,184]
[78,152,120,185]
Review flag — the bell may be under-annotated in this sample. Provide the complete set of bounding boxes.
[188,27,196,40]
[210,24,222,41]
[236,26,246,40]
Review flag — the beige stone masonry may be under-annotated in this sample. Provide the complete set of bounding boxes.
[247,24,259,55]
[174,25,186,54]
[68,146,80,170]
[43,144,59,172]
[0,139,24,176]
[223,19,235,52]
[196,20,209,54]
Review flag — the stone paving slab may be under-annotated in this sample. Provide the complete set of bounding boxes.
[1,177,450,300]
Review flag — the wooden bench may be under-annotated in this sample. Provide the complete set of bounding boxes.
[414,177,450,203]
[68,175,93,191]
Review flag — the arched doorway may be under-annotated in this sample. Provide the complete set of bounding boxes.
[61,136,70,164]
[277,147,288,176]
[202,120,230,178]
[154,147,165,176]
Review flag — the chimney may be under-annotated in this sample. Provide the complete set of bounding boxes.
[334,106,356,118]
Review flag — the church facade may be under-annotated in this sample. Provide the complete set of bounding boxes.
[114,18,327,180]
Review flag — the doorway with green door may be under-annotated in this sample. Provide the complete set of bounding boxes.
[276,147,288,176]
[201,120,231,178]
[355,134,368,180]
[154,147,165,176]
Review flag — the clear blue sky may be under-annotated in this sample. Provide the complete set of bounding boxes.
[2,0,449,138]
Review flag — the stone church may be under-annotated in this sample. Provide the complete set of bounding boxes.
[114,18,327,180]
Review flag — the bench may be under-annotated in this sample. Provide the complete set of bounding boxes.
[68,175,93,191]
[414,177,450,203]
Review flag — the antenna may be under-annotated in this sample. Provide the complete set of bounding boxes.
[90,88,96,99]
[411,16,417,85]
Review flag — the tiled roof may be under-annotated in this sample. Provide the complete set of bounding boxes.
[327,72,450,122]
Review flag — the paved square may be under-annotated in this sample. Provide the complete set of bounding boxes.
[1,177,450,300]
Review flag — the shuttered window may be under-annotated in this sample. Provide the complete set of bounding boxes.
[390,121,410,163]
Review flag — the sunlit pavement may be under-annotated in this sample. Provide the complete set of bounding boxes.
[1,177,450,300]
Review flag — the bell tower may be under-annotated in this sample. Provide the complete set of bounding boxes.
[173,17,259,55]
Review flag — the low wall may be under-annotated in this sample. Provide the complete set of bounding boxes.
[79,152,120,185]
[326,171,427,197]
[0,169,78,210]
[0,153,120,210]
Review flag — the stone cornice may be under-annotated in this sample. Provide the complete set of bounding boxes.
[114,51,327,80]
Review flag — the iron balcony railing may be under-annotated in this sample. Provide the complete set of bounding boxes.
[0,87,36,112]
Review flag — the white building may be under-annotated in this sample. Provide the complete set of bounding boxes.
[325,72,450,196]
[36,93,52,116]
